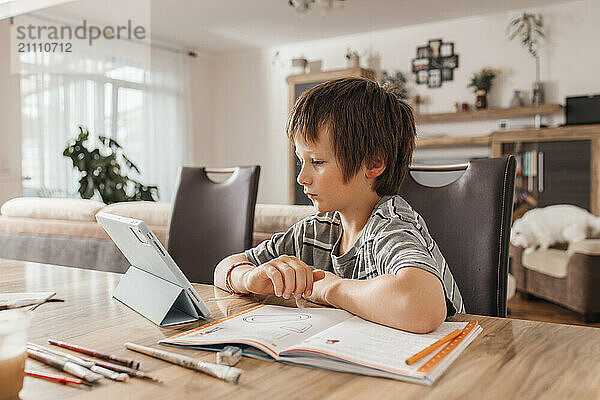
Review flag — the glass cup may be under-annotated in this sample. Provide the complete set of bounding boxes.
[0,310,31,400]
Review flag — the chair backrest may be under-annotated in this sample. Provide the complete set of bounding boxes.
[399,157,516,317]
[167,166,260,284]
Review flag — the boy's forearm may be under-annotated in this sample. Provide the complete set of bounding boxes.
[325,274,445,334]
[213,253,253,292]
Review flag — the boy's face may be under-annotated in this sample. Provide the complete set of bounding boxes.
[294,130,373,213]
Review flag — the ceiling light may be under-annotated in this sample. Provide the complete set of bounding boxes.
[288,0,346,15]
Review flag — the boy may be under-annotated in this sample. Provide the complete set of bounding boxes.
[214,78,464,334]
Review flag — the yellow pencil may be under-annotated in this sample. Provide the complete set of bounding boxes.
[405,329,462,365]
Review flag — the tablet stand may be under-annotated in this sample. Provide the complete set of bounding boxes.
[113,266,199,327]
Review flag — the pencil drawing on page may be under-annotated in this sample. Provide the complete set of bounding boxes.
[242,314,311,323]
[243,314,313,334]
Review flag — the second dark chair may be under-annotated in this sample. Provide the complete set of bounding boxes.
[399,157,516,317]
[168,166,260,284]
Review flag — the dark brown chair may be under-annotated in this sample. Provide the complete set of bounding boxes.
[168,166,260,284]
[399,157,516,317]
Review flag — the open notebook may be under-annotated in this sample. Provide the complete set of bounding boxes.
[161,305,481,385]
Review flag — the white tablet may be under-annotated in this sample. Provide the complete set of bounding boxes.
[96,212,210,322]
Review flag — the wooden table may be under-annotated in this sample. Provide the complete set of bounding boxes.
[2,259,600,399]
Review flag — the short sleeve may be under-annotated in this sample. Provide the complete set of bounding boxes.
[373,222,459,317]
[374,225,442,280]
[244,222,301,265]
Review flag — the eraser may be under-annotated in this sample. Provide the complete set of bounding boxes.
[216,346,242,366]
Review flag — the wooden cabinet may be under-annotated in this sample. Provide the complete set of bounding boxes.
[537,141,590,209]
[502,140,591,212]
[490,125,600,215]
[286,68,375,205]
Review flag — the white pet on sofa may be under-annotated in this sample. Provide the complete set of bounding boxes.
[511,205,600,253]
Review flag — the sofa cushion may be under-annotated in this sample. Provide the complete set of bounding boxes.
[100,201,172,226]
[522,249,570,279]
[507,273,516,301]
[568,239,600,256]
[254,204,316,234]
[0,197,105,222]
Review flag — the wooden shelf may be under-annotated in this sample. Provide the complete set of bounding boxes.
[287,68,375,85]
[417,125,600,150]
[490,124,600,143]
[415,104,563,124]
[416,135,490,148]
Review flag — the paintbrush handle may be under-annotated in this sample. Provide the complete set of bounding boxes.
[28,343,95,369]
[76,356,162,383]
[48,339,140,369]
[27,349,102,383]
[125,342,242,384]
[25,369,84,385]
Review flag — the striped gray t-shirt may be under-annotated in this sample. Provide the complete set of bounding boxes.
[245,195,465,317]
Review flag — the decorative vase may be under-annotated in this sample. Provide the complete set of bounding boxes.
[475,90,487,109]
[510,90,524,108]
[532,81,544,105]
[308,60,322,73]
[291,58,307,74]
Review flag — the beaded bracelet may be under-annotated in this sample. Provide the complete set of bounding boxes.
[225,261,255,295]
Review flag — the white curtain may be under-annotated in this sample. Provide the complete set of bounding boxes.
[18,14,192,202]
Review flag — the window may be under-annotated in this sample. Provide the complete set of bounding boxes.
[19,50,191,202]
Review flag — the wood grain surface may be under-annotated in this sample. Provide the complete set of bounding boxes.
[2,259,599,400]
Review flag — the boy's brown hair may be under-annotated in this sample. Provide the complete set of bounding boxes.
[286,77,416,196]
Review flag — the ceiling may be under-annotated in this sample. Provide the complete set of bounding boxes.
[38,0,569,54]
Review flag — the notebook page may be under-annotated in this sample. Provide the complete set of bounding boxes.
[280,316,470,376]
[161,305,353,358]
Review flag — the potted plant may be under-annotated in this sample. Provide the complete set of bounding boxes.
[467,68,499,109]
[380,70,409,100]
[506,13,545,105]
[63,126,159,204]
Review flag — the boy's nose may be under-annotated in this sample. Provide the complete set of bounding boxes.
[297,165,311,186]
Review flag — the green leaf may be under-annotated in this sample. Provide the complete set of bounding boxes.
[64,126,159,204]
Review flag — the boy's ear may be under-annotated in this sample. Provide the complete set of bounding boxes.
[365,156,386,179]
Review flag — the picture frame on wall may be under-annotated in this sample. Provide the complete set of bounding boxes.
[427,69,441,88]
[412,38,459,87]
[412,58,430,72]
[440,42,454,58]
[417,70,429,84]
[428,39,442,58]
[417,46,430,58]
[441,68,453,81]
[442,55,459,69]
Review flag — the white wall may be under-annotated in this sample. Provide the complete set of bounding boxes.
[190,53,216,167]
[0,19,22,205]
[210,49,291,204]
[204,0,600,204]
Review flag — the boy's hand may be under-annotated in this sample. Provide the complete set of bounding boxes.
[243,255,325,299]
[303,270,342,306]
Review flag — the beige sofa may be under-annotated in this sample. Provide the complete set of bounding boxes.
[0,197,316,273]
